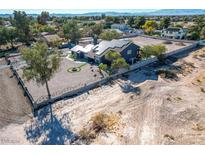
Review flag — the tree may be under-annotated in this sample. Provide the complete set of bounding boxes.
[37,11,50,25]
[127,17,134,27]
[99,30,121,40]
[0,27,7,49]
[20,42,60,122]
[91,24,103,36]
[142,20,158,35]
[105,50,121,62]
[101,13,106,19]
[111,57,129,71]
[141,44,167,62]
[159,17,171,29]
[105,50,129,73]
[0,26,17,49]
[63,20,81,44]
[13,11,31,43]
[40,25,55,33]
[5,27,17,49]
[187,16,205,40]
[200,27,205,40]
[0,18,3,25]
[134,16,146,29]
[99,63,107,72]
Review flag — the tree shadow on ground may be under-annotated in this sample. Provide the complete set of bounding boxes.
[24,106,76,145]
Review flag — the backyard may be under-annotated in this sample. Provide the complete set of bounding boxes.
[130,36,193,52]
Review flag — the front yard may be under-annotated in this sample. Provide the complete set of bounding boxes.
[8,56,103,104]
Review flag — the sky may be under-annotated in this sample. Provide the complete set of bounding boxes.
[0,0,204,12]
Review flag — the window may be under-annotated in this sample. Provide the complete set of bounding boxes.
[127,50,132,55]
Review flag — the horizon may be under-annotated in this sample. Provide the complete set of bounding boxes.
[0,9,158,14]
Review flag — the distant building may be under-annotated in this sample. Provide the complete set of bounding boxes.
[2,21,12,27]
[161,27,188,39]
[41,34,63,47]
[111,24,130,33]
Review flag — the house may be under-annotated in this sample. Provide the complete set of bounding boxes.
[41,34,63,47]
[71,44,94,59]
[91,39,140,64]
[111,24,130,33]
[70,39,140,65]
[161,27,188,39]
[2,21,11,27]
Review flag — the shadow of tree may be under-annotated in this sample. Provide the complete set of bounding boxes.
[24,106,76,145]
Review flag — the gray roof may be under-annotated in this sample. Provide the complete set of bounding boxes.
[94,39,131,56]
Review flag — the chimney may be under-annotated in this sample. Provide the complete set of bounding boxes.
[92,35,98,45]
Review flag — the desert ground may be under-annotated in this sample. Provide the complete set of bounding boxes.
[130,36,192,52]
[0,47,205,144]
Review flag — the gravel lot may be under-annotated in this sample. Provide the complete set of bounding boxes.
[9,57,103,103]
[0,58,32,129]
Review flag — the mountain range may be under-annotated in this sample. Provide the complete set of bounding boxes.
[0,9,205,17]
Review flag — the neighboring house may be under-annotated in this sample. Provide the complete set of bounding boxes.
[2,21,12,27]
[111,24,130,33]
[59,42,75,49]
[161,27,188,39]
[112,29,124,35]
[92,39,140,64]
[41,34,63,46]
[133,29,144,35]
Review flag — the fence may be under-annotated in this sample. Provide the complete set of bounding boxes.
[5,56,35,112]
[5,41,200,112]
[140,35,197,44]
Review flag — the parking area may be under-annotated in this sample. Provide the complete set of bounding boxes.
[130,36,193,53]
[8,56,103,104]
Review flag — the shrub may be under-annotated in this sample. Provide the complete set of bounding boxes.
[69,53,77,60]
[175,42,186,46]
[192,123,205,131]
[141,44,167,61]
[90,112,120,133]
[99,30,121,40]
[99,63,108,71]
[200,87,205,93]
[79,128,96,142]
[78,112,120,144]
[156,69,178,80]
[163,41,172,44]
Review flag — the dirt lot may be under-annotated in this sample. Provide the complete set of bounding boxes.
[130,36,193,52]
[0,58,32,129]
[1,47,205,144]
